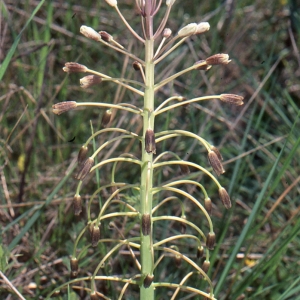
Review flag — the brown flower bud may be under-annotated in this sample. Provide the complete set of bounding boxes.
[132,61,142,71]
[163,28,172,38]
[90,291,99,300]
[204,197,212,216]
[197,246,204,259]
[63,62,87,73]
[206,232,216,250]
[180,215,187,234]
[52,101,77,115]
[76,157,94,180]
[80,75,102,89]
[143,274,154,288]
[145,129,156,154]
[202,260,210,273]
[80,26,101,41]
[70,257,79,278]
[142,213,151,236]
[101,109,112,127]
[180,163,190,175]
[206,54,231,65]
[220,94,244,106]
[73,194,82,216]
[219,187,231,209]
[77,145,88,165]
[208,150,225,176]
[99,31,113,42]
[194,60,211,71]
[90,224,100,247]
[211,146,223,161]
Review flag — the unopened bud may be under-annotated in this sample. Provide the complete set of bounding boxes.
[80,75,102,89]
[143,274,154,288]
[208,150,225,176]
[211,146,223,161]
[133,61,142,71]
[178,23,198,37]
[195,22,210,34]
[180,215,187,234]
[145,129,156,154]
[197,246,204,259]
[206,232,216,250]
[52,101,77,115]
[70,257,79,278]
[63,62,87,73]
[163,28,172,38]
[194,60,210,71]
[220,94,244,105]
[206,53,231,65]
[76,157,94,180]
[202,260,210,273]
[105,0,117,7]
[99,31,113,42]
[101,109,112,127]
[73,195,82,216]
[204,197,212,216]
[80,26,101,41]
[219,187,231,209]
[90,291,99,300]
[78,145,88,165]
[142,213,151,236]
[180,163,190,175]
[90,224,100,247]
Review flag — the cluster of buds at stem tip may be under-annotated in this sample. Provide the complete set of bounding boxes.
[52,101,77,115]
[208,150,225,176]
[145,129,156,154]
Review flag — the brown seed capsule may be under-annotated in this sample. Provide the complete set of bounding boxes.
[99,31,113,42]
[180,163,190,175]
[70,257,79,278]
[180,215,187,234]
[76,157,94,180]
[90,291,99,300]
[80,26,101,42]
[73,194,82,216]
[80,75,102,89]
[220,94,244,106]
[208,150,225,176]
[206,232,216,250]
[142,213,151,236]
[77,145,88,165]
[206,53,231,65]
[204,197,212,216]
[52,101,77,115]
[219,187,231,209]
[63,62,88,73]
[202,260,210,273]
[101,109,112,127]
[90,224,100,247]
[132,61,142,71]
[211,146,223,161]
[145,129,156,154]
[197,246,204,259]
[143,274,154,288]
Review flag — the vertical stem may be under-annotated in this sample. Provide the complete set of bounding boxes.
[140,38,155,299]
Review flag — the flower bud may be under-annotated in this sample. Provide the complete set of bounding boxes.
[208,150,225,176]
[76,157,94,180]
[195,22,210,34]
[220,94,244,105]
[142,213,151,236]
[166,0,175,6]
[204,197,212,216]
[206,53,231,65]
[193,60,210,71]
[180,163,190,175]
[211,146,223,161]
[70,257,79,278]
[80,25,101,41]
[178,23,198,37]
[90,224,100,247]
[180,215,187,234]
[206,232,216,250]
[105,0,117,7]
[73,194,82,216]
[101,109,112,127]
[197,246,204,259]
[99,31,113,42]
[202,260,210,273]
[52,101,77,115]
[219,187,231,209]
[143,274,154,288]
[132,61,142,71]
[145,129,156,154]
[80,75,102,89]
[77,145,88,165]
[163,28,172,38]
[63,62,87,73]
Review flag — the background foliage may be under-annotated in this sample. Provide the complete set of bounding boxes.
[1,0,299,299]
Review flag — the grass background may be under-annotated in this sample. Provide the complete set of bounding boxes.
[1,0,300,299]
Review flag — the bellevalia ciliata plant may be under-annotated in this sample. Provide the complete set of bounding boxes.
[50,0,244,299]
